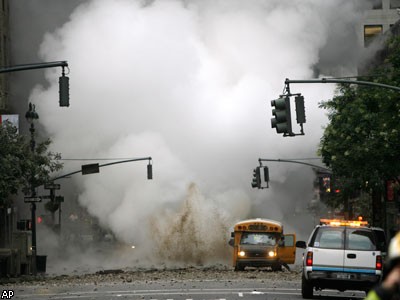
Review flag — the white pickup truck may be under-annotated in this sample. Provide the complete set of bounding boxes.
[296,219,385,298]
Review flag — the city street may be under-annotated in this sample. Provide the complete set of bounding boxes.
[1,2,400,299]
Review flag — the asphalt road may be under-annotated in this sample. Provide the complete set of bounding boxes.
[4,276,367,300]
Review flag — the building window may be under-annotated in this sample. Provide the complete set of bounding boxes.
[390,0,400,8]
[3,35,6,65]
[364,25,383,47]
[372,0,383,9]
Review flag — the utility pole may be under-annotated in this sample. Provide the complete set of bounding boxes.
[24,103,39,275]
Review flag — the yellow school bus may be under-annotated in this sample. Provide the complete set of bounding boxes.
[230,218,296,271]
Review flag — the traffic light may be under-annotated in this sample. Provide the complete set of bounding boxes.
[295,95,306,124]
[319,175,341,194]
[59,74,70,107]
[271,96,293,135]
[263,166,269,188]
[251,167,261,189]
[147,163,153,180]
[263,166,269,183]
[319,175,331,193]
[17,219,32,231]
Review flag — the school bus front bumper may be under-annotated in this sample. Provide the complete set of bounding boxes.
[236,248,280,267]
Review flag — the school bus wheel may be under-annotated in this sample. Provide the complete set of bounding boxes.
[271,264,282,271]
[234,264,245,271]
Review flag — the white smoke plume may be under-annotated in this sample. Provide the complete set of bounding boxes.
[24,0,369,271]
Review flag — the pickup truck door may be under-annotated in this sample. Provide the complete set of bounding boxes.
[344,228,379,274]
[311,227,345,272]
[278,234,296,264]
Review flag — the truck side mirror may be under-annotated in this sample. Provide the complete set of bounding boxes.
[296,241,307,249]
[228,239,234,247]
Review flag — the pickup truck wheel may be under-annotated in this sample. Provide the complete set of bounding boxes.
[301,274,313,299]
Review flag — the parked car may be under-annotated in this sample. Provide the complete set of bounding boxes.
[296,219,383,299]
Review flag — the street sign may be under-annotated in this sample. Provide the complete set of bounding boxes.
[44,183,61,190]
[82,163,99,175]
[24,197,42,203]
[40,195,52,200]
[55,196,64,203]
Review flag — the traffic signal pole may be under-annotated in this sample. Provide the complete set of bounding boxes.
[258,158,330,171]
[251,158,330,190]
[283,78,400,231]
[271,77,400,138]
[0,61,70,107]
[0,61,68,74]
[51,157,153,181]
[285,78,400,92]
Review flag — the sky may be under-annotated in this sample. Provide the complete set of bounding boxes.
[9,0,372,273]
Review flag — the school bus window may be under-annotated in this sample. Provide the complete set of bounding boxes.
[284,234,294,247]
[248,224,267,230]
[240,232,278,246]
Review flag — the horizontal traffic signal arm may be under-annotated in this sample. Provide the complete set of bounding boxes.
[285,78,400,92]
[258,158,330,172]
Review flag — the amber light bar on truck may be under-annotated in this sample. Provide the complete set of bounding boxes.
[320,218,368,227]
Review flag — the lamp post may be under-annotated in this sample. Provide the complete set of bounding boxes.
[25,102,39,275]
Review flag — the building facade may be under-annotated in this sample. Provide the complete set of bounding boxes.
[363,0,400,46]
[0,0,9,113]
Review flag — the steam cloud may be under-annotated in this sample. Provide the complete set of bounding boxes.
[24,0,369,272]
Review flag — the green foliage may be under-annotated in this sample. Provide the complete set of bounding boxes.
[319,35,400,201]
[0,122,63,204]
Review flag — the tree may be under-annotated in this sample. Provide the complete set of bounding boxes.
[318,35,400,222]
[0,122,63,204]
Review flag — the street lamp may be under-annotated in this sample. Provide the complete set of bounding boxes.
[25,102,39,275]
[25,103,39,151]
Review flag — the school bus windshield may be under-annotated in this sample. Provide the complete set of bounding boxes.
[240,232,278,246]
